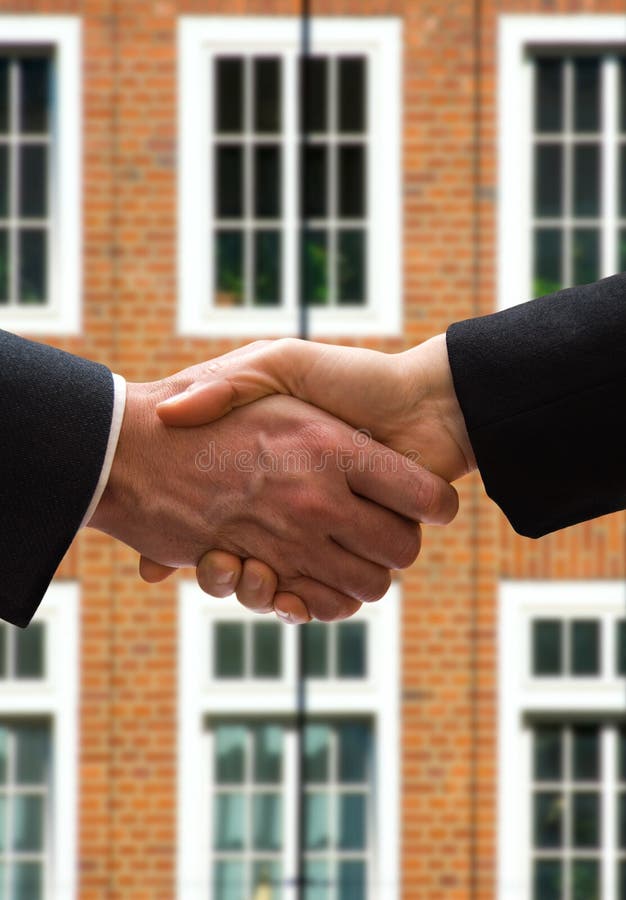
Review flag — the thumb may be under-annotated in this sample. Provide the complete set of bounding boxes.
[139,556,177,583]
[156,378,240,427]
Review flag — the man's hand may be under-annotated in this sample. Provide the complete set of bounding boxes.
[146,336,474,616]
[88,380,459,622]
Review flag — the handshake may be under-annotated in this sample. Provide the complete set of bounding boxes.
[89,335,476,624]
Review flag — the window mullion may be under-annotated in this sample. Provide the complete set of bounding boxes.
[328,57,337,309]
[601,55,618,277]
[284,726,298,899]
[602,725,616,900]
[8,57,18,307]
[563,58,573,288]
[284,49,297,323]
[244,56,253,308]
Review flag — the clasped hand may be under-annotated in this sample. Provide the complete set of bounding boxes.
[90,336,475,624]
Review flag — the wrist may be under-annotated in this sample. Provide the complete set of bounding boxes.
[401,333,477,480]
[87,381,156,539]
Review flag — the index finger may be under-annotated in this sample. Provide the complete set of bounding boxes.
[345,438,459,525]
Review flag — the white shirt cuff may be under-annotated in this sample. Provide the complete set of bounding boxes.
[80,373,127,528]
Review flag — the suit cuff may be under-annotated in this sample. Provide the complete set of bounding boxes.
[80,373,127,528]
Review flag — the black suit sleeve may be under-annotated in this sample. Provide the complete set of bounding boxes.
[0,331,114,627]
[446,272,626,538]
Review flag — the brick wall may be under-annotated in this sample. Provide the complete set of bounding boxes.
[1,0,625,896]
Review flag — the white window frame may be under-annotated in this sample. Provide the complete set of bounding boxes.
[0,16,81,335]
[0,582,80,899]
[498,580,626,899]
[178,16,402,337]
[498,15,626,311]
[177,580,401,900]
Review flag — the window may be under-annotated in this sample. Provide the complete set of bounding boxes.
[499,582,626,900]
[0,17,81,334]
[498,16,626,310]
[0,583,79,899]
[178,18,401,336]
[178,582,401,899]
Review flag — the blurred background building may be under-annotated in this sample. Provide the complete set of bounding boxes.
[0,1,625,898]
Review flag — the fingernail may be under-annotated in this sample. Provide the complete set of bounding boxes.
[215,570,235,586]
[276,611,293,624]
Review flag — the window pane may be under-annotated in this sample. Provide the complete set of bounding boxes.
[572,859,600,900]
[572,726,599,780]
[19,58,49,134]
[252,622,281,678]
[338,722,370,783]
[0,60,7,133]
[18,229,46,304]
[533,859,562,900]
[304,725,330,783]
[573,229,599,286]
[0,145,7,217]
[534,792,563,848]
[339,793,366,849]
[0,796,5,852]
[571,620,600,676]
[216,146,243,218]
[252,861,281,900]
[0,229,7,304]
[338,623,366,678]
[535,59,563,133]
[303,622,328,676]
[338,860,365,900]
[533,229,562,298]
[214,623,244,678]
[619,860,626,900]
[621,59,626,133]
[533,620,562,675]
[215,230,244,307]
[215,793,245,850]
[339,145,365,218]
[534,727,563,781]
[215,58,243,134]
[618,620,626,675]
[620,146,626,218]
[304,792,328,849]
[254,58,281,133]
[16,724,49,785]
[339,57,366,133]
[253,230,280,306]
[304,860,329,900]
[338,229,366,304]
[573,144,600,217]
[252,793,281,850]
[572,793,599,847]
[15,622,44,678]
[535,145,563,217]
[19,145,47,218]
[13,861,43,900]
[12,795,43,851]
[619,792,626,849]
[619,728,626,781]
[574,58,600,133]
[215,725,246,784]
[253,724,282,783]
[254,145,280,218]
[0,729,8,783]
[302,146,327,218]
[300,229,328,307]
[214,860,244,900]
[620,229,626,275]
[300,57,327,133]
